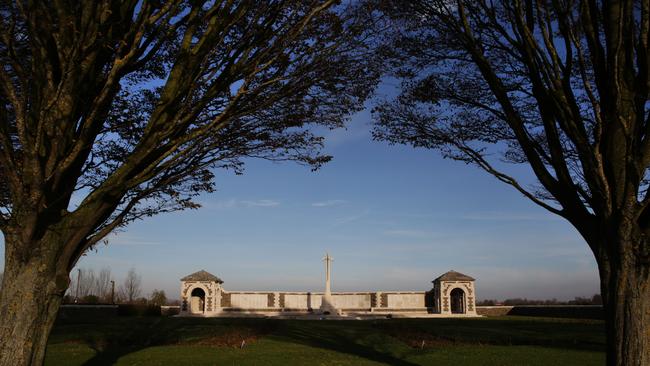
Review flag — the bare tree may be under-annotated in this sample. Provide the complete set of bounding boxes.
[66,267,111,302]
[0,1,380,364]
[149,289,167,306]
[78,269,97,298]
[95,268,112,303]
[374,1,648,365]
[118,268,142,304]
[67,268,97,300]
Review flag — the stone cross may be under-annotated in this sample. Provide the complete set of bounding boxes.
[323,252,333,295]
[319,252,340,315]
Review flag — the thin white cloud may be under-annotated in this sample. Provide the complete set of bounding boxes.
[210,198,238,209]
[460,211,560,221]
[75,255,136,267]
[208,198,280,209]
[334,210,369,225]
[93,233,163,248]
[311,199,347,207]
[320,115,372,147]
[383,229,437,239]
[241,199,280,207]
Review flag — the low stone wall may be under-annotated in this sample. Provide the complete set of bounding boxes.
[231,293,269,308]
[386,293,425,308]
[282,293,319,309]
[508,305,604,319]
[161,306,180,316]
[219,291,428,312]
[477,305,604,319]
[476,306,514,317]
[59,304,183,318]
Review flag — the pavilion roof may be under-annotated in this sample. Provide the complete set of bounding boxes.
[181,270,223,283]
[433,270,475,282]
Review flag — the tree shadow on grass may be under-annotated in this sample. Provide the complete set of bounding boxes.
[64,316,604,365]
[272,320,419,366]
[77,317,279,365]
[77,318,418,366]
[79,318,178,366]
[372,318,606,353]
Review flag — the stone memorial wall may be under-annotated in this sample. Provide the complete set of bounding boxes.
[178,269,479,317]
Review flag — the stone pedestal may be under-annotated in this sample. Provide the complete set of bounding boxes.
[319,292,343,315]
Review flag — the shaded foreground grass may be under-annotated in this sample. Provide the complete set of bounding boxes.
[45,316,605,365]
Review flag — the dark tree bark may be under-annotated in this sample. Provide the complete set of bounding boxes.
[374,1,649,364]
[596,220,650,366]
[0,233,68,365]
[0,1,380,365]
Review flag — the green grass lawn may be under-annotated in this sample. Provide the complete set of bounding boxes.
[45,316,605,365]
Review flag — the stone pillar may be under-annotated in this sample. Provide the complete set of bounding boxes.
[464,282,477,315]
[211,284,222,314]
[205,286,214,314]
[180,281,189,315]
[273,292,280,308]
[371,292,380,311]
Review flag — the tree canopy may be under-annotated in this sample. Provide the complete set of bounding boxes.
[374,0,649,248]
[373,1,649,364]
[0,0,379,269]
[0,2,381,364]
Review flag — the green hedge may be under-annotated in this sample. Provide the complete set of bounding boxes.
[117,304,161,316]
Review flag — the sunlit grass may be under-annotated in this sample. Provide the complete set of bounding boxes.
[45,316,605,366]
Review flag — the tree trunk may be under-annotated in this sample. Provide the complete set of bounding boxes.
[0,252,68,366]
[598,242,650,366]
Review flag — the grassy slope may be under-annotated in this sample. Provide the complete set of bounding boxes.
[45,316,605,366]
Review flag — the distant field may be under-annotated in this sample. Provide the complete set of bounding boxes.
[45,316,605,366]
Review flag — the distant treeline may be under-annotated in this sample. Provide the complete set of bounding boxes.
[61,267,173,306]
[477,294,602,306]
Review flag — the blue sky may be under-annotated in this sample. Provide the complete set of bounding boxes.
[0,109,600,301]
[0,4,603,305]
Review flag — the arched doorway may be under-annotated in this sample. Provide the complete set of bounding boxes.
[190,288,206,314]
[450,288,465,314]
